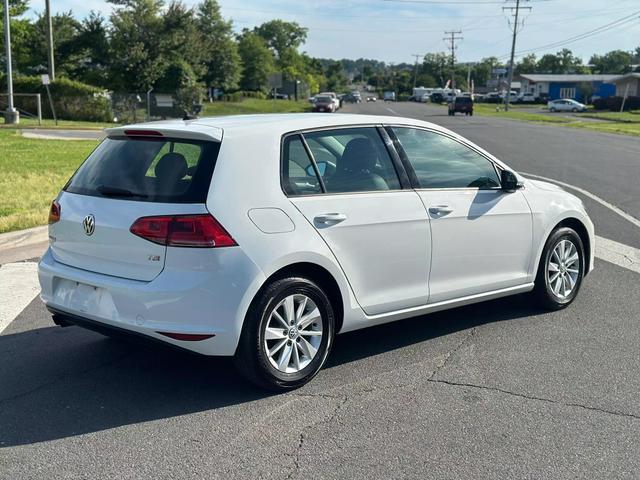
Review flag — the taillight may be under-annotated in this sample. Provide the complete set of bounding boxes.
[130,214,237,248]
[48,200,61,224]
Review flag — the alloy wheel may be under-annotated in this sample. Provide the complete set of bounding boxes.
[547,239,580,299]
[264,294,323,373]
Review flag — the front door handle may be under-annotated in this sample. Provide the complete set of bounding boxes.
[429,205,453,216]
[314,213,347,225]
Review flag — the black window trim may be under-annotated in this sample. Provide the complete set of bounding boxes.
[385,124,504,192]
[279,124,412,198]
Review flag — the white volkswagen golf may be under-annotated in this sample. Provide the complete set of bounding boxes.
[38,114,594,389]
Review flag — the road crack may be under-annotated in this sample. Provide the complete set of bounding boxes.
[429,326,477,381]
[427,378,640,421]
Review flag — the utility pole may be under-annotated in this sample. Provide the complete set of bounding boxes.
[503,0,531,111]
[443,30,463,90]
[3,0,19,123]
[45,0,55,81]
[411,53,422,89]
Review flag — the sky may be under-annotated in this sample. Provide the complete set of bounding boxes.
[31,0,640,64]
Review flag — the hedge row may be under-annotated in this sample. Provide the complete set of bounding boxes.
[0,75,113,122]
[592,95,640,111]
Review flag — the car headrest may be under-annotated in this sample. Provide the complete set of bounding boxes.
[338,138,378,174]
[155,152,187,182]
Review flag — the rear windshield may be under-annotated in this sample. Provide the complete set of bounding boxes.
[64,137,220,203]
[456,97,472,104]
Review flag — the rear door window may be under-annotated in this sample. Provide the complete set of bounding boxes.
[64,137,220,203]
[302,127,401,194]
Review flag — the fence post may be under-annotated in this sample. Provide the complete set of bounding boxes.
[36,93,42,126]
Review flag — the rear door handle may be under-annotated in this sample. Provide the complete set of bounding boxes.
[429,205,453,216]
[314,213,347,225]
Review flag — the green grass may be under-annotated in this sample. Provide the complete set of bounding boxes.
[0,117,117,130]
[201,98,311,116]
[472,104,640,136]
[579,110,640,123]
[0,129,98,234]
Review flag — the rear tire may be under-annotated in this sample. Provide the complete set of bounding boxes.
[234,277,335,390]
[533,227,585,310]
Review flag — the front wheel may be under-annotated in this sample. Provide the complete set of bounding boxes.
[533,227,585,310]
[234,277,335,390]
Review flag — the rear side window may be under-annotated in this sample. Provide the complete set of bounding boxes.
[64,137,220,203]
[282,135,322,196]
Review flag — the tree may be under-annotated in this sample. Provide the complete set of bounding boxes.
[422,53,449,87]
[197,0,241,92]
[237,30,274,91]
[254,20,307,60]
[537,49,584,74]
[515,54,537,75]
[70,12,110,86]
[589,50,633,74]
[108,0,166,91]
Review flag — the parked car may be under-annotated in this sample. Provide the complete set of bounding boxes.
[483,92,502,104]
[270,92,289,100]
[39,114,594,390]
[518,93,537,103]
[319,92,340,110]
[448,96,474,116]
[312,95,336,113]
[430,92,444,104]
[420,93,431,103]
[548,99,587,112]
[383,91,396,102]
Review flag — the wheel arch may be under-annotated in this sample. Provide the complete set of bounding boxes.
[254,262,346,334]
[537,217,592,277]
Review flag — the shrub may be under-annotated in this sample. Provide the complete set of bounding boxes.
[0,75,113,122]
[592,96,640,111]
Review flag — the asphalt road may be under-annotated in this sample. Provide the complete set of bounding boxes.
[1,103,639,479]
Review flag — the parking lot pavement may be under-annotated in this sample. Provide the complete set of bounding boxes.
[1,260,639,479]
[2,105,640,478]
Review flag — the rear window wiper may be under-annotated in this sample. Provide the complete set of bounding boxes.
[96,185,148,198]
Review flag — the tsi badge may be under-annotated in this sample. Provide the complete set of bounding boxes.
[82,214,95,236]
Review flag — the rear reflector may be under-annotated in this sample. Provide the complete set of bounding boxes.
[48,200,61,224]
[130,214,237,248]
[157,332,215,341]
[123,129,163,137]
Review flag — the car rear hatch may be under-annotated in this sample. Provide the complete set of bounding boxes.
[49,128,222,281]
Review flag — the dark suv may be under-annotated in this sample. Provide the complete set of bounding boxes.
[448,96,473,116]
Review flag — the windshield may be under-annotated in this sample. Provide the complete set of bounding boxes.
[64,136,220,203]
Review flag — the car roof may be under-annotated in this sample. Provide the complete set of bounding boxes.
[107,113,448,142]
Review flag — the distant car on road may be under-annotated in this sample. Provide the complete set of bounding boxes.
[312,95,336,113]
[448,96,474,116]
[430,92,444,104]
[548,99,587,113]
[342,93,361,104]
[383,91,396,102]
[366,96,377,102]
[319,92,340,111]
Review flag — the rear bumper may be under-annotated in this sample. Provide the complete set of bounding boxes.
[38,246,266,355]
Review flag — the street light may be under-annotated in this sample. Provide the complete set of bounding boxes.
[3,0,19,124]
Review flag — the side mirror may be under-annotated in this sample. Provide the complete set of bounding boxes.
[501,170,523,192]
[306,161,327,177]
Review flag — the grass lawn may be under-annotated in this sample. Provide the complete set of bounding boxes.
[0,129,98,234]
[0,117,117,130]
[472,104,640,136]
[202,98,311,116]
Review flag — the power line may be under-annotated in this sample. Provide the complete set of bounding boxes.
[383,0,551,4]
[499,11,640,59]
[443,30,463,89]
[503,0,531,111]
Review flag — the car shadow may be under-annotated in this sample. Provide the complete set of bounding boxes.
[0,294,539,448]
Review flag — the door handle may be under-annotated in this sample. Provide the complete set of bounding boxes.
[429,205,453,216]
[314,213,347,225]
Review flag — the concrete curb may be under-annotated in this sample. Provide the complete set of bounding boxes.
[0,226,49,265]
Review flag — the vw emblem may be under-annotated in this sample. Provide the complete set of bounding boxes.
[82,214,95,236]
